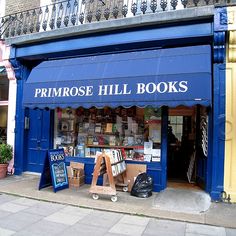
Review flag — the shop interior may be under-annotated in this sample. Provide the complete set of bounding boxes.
[167,106,208,189]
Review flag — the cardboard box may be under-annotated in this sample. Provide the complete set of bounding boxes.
[68,176,85,188]
[67,162,85,188]
[126,164,146,192]
[67,162,84,177]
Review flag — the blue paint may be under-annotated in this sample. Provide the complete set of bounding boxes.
[25,109,51,173]
[214,7,228,31]
[12,61,31,175]
[161,106,168,190]
[214,32,226,63]
[205,107,213,194]
[210,64,225,200]
[65,157,103,185]
[23,46,212,109]
[14,23,213,59]
[13,78,25,175]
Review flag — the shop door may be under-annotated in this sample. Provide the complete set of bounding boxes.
[25,109,51,173]
[195,109,208,189]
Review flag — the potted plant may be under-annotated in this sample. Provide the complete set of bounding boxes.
[0,144,13,178]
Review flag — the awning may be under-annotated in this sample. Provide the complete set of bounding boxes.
[23,45,212,109]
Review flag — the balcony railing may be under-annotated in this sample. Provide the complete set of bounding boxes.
[0,0,233,39]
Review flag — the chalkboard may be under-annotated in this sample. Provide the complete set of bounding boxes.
[39,149,69,192]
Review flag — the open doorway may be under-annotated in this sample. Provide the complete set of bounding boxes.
[167,106,208,190]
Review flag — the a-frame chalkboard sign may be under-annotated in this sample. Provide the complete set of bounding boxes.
[39,149,69,192]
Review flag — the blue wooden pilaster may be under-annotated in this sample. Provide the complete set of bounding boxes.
[10,57,31,175]
[210,7,227,201]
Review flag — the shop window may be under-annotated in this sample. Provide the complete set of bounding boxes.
[54,106,162,162]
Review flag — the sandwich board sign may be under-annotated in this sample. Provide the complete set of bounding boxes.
[39,149,69,192]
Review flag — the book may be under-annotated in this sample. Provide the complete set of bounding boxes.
[87,135,94,145]
[105,123,113,133]
[109,136,116,146]
[95,123,102,133]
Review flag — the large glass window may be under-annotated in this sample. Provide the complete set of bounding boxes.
[54,106,162,162]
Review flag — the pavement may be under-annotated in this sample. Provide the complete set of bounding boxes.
[0,193,236,236]
[0,173,235,232]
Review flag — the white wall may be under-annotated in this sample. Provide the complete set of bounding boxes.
[7,79,16,147]
[0,0,6,17]
[40,0,52,7]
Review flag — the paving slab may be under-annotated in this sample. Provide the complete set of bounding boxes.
[78,210,123,228]
[118,215,150,226]
[0,202,29,213]
[0,209,12,219]
[108,222,146,236]
[0,227,15,236]
[186,223,226,236]
[60,222,109,236]
[143,218,186,236]
[23,201,65,216]
[225,228,236,236]
[13,219,69,236]
[11,197,39,206]
[44,211,86,225]
[0,211,42,231]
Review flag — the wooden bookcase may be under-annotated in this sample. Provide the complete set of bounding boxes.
[89,150,128,202]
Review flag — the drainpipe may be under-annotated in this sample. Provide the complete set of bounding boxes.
[0,40,16,174]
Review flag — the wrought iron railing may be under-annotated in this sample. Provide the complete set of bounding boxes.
[0,0,233,39]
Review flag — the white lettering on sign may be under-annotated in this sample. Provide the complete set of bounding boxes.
[98,84,131,96]
[50,153,65,162]
[136,81,188,94]
[34,86,94,98]
[33,81,188,98]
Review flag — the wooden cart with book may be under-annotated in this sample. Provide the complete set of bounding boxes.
[89,149,128,202]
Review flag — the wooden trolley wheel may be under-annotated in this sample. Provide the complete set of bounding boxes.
[111,195,118,202]
[92,193,99,200]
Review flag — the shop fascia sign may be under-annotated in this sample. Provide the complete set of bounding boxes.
[34,81,188,98]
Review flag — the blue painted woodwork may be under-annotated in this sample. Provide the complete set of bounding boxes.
[12,60,31,175]
[66,157,103,185]
[214,7,228,31]
[13,23,213,59]
[195,105,207,188]
[206,106,213,193]
[214,32,226,63]
[210,64,225,200]
[25,109,51,173]
[161,106,168,190]
[23,46,212,109]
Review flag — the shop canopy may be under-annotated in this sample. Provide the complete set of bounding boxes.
[23,45,212,109]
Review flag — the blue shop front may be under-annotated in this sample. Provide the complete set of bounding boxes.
[20,44,212,193]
